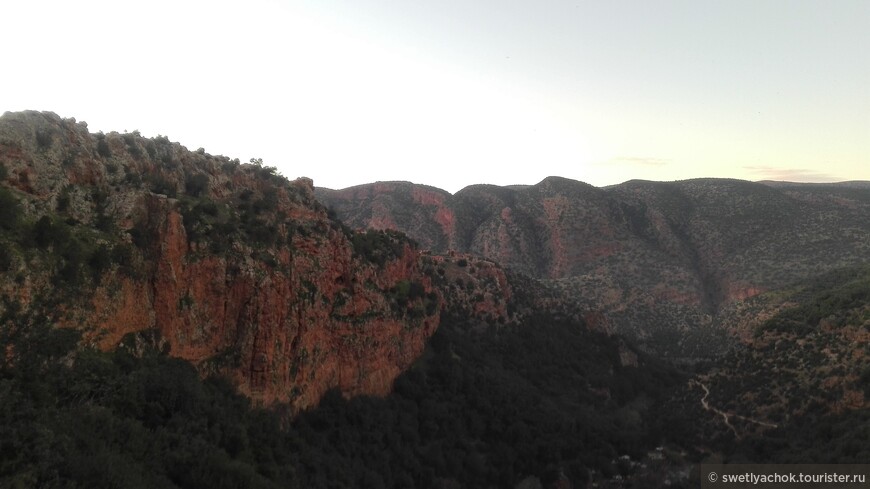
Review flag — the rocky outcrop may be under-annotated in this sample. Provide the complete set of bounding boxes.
[318,181,456,251]
[0,111,440,409]
[430,252,516,326]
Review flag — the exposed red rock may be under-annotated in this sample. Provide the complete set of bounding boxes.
[318,176,870,359]
[724,284,764,302]
[433,206,456,246]
[436,253,515,324]
[0,111,442,410]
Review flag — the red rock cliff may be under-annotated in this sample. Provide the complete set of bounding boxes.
[0,111,440,410]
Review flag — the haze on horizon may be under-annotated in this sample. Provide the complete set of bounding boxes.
[3,0,868,193]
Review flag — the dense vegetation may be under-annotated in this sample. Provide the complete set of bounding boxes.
[290,312,685,488]
[1,310,290,489]
[0,300,687,488]
[756,266,870,337]
[663,266,870,463]
[0,184,137,294]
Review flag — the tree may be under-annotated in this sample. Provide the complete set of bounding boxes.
[0,188,21,230]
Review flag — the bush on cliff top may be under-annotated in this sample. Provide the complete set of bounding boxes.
[351,229,411,267]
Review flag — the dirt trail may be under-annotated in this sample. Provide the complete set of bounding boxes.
[690,379,778,439]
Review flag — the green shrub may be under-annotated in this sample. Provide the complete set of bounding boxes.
[181,198,227,246]
[111,243,136,273]
[0,187,21,230]
[181,202,204,243]
[390,280,426,308]
[58,239,85,285]
[56,188,71,212]
[147,174,177,197]
[221,159,239,174]
[129,220,155,251]
[425,292,439,315]
[122,133,142,158]
[351,229,407,267]
[33,216,57,248]
[0,242,12,271]
[88,244,112,281]
[145,141,157,159]
[35,128,53,149]
[94,212,114,232]
[184,173,210,197]
[96,134,112,158]
[252,191,278,214]
[860,366,870,397]
[91,187,109,207]
[124,168,142,187]
[0,162,7,181]
[63,152,77,169]
[257,165,280,181]
[242,218,277,246]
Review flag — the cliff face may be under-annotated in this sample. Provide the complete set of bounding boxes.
[317,176,870,359]
[318,182,456,252]
[0,111,441,409]
[317,178,713,302]
[318,177,870,303]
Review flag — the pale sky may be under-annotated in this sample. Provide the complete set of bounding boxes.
[3,0,868,192]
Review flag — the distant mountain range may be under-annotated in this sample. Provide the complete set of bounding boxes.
[317,178,870,358]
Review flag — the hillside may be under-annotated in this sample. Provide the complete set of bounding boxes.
[318,178,870,358]
[0,111,448,409]
[666,266,870,463]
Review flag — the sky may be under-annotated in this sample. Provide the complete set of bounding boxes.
[3,0,868,193]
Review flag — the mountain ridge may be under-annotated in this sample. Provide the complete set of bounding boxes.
[318,176,870,195]
[317,176,870,358]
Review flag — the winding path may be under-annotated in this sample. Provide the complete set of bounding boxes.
[690,379,778,439]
